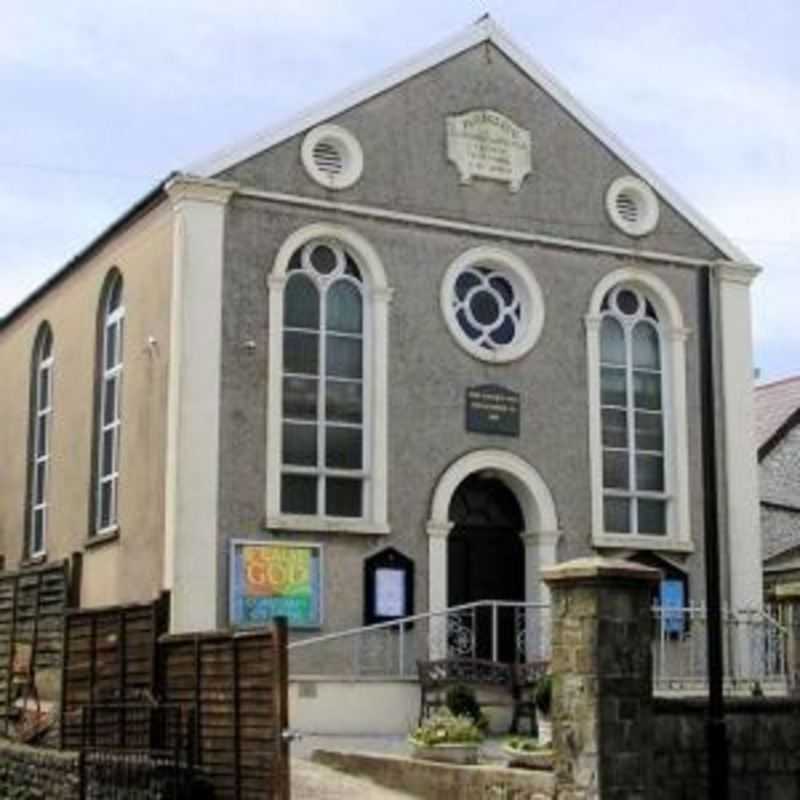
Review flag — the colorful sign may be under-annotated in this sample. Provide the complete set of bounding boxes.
[230,542,322,629]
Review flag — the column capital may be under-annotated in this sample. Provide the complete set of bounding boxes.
[543,556,660,587]
[713,260,761,287]
[166,174,238,208]
[426,521,452,539]
[520,529,561,547]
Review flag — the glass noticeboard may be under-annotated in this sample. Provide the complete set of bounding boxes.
[364,547,414,626]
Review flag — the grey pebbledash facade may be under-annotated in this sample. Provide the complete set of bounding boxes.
[0,18,763,640]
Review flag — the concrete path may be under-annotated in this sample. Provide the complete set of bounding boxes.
[292,758,415,799]
[292,733,508,763]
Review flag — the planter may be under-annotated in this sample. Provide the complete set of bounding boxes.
[409,739,481,765]
[503,744,553,771]
[537,714,552,746]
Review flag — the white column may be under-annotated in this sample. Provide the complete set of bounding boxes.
[427,522,451,659]
[371,287,393,527]
[522,529,560,659]
[522,530,561,605]
[716,262,762,610]
[164,176,236,633]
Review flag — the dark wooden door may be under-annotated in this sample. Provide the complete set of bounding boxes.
[447,476,524,662]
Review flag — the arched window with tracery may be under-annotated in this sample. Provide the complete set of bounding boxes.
[267,223,390,534]
[586,269,691,551]
[281,240,365,517]
[599,285,666,535]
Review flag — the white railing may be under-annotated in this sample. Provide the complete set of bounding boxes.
[288,600,551,678]
[652,605,789,695]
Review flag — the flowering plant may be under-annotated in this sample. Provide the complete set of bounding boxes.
[409,708,484,746]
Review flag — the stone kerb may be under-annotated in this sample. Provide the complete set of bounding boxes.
[543,557,660,800]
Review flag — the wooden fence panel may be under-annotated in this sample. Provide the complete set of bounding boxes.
[60,594,169,748]
[0,561,70,735]
[160,621,289,800]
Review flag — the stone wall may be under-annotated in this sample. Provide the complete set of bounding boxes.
[654,697,800,799]
[0,739,80,799]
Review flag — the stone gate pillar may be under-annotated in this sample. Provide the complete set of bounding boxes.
[543,557,660,800]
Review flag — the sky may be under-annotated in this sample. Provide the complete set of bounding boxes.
[1,1,797,381]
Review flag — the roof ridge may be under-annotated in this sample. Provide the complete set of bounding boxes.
[756,375,800,392]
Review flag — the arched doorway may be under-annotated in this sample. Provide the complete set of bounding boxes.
[427,450,561,661]
[447,475,525,661]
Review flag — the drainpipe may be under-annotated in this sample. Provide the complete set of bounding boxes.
[698,264,728,799]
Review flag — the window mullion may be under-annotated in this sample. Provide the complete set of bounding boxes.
[625,321,638,534]
[318,282,327,515]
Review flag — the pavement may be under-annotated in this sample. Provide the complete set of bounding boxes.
[291,758,416,799]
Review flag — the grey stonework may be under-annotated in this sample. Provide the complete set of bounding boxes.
[760,423,800,560]
[653,698,800,799]
[0,740,80,799]
[216,197,710,638]
[544,558,659,800]
[218,43,722,262]
[214,39,722,640]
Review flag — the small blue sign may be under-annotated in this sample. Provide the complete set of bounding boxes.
[660,579,685,635]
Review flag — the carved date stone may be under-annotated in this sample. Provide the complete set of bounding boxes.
[446,110,532,192]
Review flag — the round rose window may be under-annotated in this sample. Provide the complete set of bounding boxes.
[441,247,544,363]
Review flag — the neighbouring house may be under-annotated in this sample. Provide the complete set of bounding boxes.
[0,17,763,655]
[756,377,800,600]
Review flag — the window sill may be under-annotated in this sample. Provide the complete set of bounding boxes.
[20,553,48,568]
[593,533,694,554]
[85,527,121,550]
[266,515,390,536]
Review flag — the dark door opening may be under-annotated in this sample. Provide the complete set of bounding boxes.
[447,474,524,662]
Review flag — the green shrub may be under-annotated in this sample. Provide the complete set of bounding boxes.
[445,684,482,724]
[505,736,541,753]
[535,674,552,715]
[410,708,484,746]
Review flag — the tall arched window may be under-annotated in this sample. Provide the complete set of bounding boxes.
[281,240,365,517]
[599,286,665,535]
[95,272,125,535]
[27,324,54,558]
[267,223,390,534]
[586,269,691,551]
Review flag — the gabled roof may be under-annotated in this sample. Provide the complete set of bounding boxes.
[755,376,800,459]
[188,15,748,263]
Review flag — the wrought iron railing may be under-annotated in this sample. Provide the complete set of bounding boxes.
[652,605,789,694]
[77,702,198,799]
[288,600,551,677]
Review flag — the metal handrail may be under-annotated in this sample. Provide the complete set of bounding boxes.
[288,599,549,650]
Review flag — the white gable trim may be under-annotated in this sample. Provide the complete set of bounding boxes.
[188,16,747,263]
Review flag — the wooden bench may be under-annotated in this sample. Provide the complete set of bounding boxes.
[416,658,548,733]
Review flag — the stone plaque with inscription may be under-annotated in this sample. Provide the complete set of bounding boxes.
[466,384,521,437]
[446,110,532,192]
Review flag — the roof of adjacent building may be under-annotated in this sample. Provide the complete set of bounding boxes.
[755,376,800,459]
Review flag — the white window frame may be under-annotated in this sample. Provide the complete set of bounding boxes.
[440,246,544,364]
[29,326,53,559]
[586,268,692,552]
[266,223,391,535]
[95,275,124,536]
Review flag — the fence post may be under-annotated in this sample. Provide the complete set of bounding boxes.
[543,557,660,800]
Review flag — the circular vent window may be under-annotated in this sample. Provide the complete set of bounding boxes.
[606,176,659,237]
[301,124,363,190]
[440,246,544,364]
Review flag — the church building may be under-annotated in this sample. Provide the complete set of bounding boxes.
[0,18,762,644]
